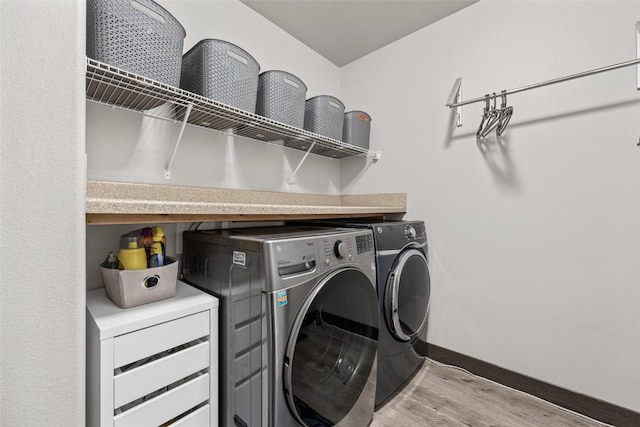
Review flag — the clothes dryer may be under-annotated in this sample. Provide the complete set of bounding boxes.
[182,226,379,427]
[295,220,431,408]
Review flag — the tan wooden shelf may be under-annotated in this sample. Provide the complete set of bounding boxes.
[86,181,406,225]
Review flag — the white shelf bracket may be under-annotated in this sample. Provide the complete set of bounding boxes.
[373,151,381,162]
[165,103,193,179]
[285,141,316,190]
[636,22,640,90]
[446,77,463,127]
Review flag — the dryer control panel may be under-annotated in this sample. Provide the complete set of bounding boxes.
[370,220,427,252]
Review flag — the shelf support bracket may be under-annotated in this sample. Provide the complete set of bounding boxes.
[446,77,463,127]
[285,141,316,190]
[636,21,640,90]
[165,103,193,179]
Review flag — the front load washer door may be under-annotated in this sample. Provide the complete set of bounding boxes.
[284,268,379,427]
[384,248,430,342]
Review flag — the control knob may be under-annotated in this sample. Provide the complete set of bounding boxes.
[334,240,347,259]
[405,226,417,240]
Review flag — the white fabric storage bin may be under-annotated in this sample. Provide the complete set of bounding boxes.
[100,257,178,309]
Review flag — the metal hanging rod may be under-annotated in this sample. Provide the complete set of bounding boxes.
[446,57,640,109]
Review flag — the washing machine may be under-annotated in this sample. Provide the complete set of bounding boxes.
[182,226,379,427]
[295,220,431,408]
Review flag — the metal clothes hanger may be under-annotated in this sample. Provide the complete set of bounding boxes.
[480,93,500,137]
[497,90,513,136]
[476,94,491,139]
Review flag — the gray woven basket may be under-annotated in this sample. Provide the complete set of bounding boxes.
[303,95,345,140]
[181,39,260,113]
[256,70,307,128]
[343,111,372,149]
[87,0,185,88]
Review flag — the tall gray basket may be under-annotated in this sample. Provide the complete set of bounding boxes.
[303,95,345,140]
[181,39,260,113]
[87,0,185,110]
[343,111,372,149]
[256,70,307,128]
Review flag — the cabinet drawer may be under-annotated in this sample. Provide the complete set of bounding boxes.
[114,373,209,427]
[170,404,210,426]
[114,341,210,408]
[114,311,210,368]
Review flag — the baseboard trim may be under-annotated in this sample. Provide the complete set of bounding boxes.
[426,343,640,427]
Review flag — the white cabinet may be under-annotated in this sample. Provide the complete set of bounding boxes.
[87,281,219,427]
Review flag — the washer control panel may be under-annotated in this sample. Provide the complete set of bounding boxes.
[320,230,374,267]
[333,240,347,259]
[262,228,376,290]
[322,237,353,263]
[356,233,374,253]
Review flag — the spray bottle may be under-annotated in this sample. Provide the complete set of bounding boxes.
[149,226,166,267]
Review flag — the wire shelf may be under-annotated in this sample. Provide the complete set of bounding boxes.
[86,58,374,159]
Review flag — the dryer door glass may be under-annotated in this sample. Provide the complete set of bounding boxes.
[284,268,379,426]
[385,249,430,341]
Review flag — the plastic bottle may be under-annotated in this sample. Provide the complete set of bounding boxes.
[126,236,138,249]
[138,227,153,258]
[149,242,164,267]
[148,226,166,267]
[151,226,166,257]
[118,238,147,270]
[119,227,153,258]
[103,251,119,269]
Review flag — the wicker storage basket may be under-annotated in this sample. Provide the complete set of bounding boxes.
[181,39,260,113]
[303,95,345,140]
[256,70,307,128]
[100,257,179,309]
[343,111,372,149]
[86,0,185,110]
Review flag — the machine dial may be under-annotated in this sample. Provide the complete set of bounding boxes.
[334,240,347,259]
[405,226,417,240]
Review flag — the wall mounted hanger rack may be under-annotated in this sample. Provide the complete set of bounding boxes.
[446,23,640,138]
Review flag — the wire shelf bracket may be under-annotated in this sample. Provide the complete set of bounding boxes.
[285,147,380,190]
[636,21,640,90]
[165,103,193,179]
[286,141,317,190]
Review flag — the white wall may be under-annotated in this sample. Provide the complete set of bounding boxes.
[0,1,86,425]
[86,0,343,195]
[341,0,640,411]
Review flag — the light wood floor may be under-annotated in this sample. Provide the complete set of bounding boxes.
[371,359,606,427]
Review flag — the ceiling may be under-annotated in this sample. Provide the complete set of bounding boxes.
[239,0,479,67]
